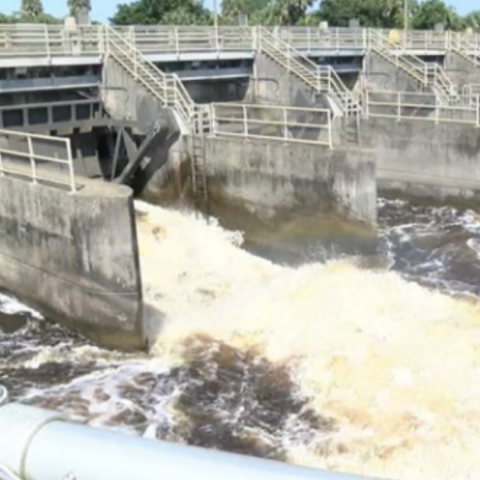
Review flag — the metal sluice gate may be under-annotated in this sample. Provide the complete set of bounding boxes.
[0,385,384,480]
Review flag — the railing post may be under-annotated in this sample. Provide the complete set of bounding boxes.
[44,25,50,60]
[98,25,104,55]
[175,26,179,54]
[365,90,370,119]
[397,92,401,122]
[0,148,3,177]
[212,104,217,136]
[214,24,220,53]
[435,95,440,125]
[477,95,480,128]
[307,27,311,54]
[242,105,248,137]
[328,111,333,149]
[283,108,288,140]
[27,136,37,185]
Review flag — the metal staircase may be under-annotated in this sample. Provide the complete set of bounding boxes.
[369,29,458,104]
[451,32,480,68]
[104,26,210,209]
[258,27,361,117]
[104,26,209,134]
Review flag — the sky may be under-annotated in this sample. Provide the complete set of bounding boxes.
[1,0,475,24]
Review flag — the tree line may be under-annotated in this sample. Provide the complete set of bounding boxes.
[0,0,90,24]
[0,0,479,31]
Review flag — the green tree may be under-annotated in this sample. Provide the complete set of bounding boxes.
[21,0,44,18]
[411,0,463,30]
[316,0,416,28]
[111,0,211,25]
[220,0,270,24]
[266,0,315,25]
[67,0,91,16]
[0,13,13,23]
[462,11,480,30]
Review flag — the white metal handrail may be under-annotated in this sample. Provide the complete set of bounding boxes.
[0,24,101,57]
[369,29,458,101]
[211,103,333,148]
[2,24,480,59]
[258,27,360,117]
[0,128,77,192]
[277,27,367,52]
[113,25,255,54]
[104,25,200,131]
[365,90,480,126]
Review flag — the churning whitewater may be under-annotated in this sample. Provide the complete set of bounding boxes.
[2,198,480,480]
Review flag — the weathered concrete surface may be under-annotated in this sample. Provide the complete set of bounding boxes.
[360,118,480,199]
[0,176,145,351]
[102,56,180,132]
[204,137,377,225]
[444,52,480,88]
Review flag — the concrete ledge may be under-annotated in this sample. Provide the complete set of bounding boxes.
[361,118,480,201]
[0,176,145,351]
[204,137,377,225]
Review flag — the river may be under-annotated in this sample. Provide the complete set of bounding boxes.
[1,196,480,480]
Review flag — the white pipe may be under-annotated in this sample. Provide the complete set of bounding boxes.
[0,403,377,480]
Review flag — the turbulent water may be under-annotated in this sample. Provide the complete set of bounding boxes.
[2,198,480,480]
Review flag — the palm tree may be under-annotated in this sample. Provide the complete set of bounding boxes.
[67,0,91,16]
[268,0,314,25]
[21,0,44,18]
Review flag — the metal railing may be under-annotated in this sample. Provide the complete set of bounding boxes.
[3,24,480,60]
[211,103,333,148]
[365,90,480,126]
[368,29,458,101]
[0,24,101,57]
[276,27,367,51]
[0,128,77,192]
[258,27,360,117]
[450,32,480,67]
[113,25,255,54]
[103,25,201,132]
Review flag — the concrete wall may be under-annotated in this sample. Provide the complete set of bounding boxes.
[360,117,480,199]
[444,52,480,88]
[204,137,377,225]
[102,56,177,132]
[0,176,145,351]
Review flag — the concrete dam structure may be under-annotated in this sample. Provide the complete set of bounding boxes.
[2,23,480,348]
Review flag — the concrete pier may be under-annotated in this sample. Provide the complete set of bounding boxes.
[0,175,145,351]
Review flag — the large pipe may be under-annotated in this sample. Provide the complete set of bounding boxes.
[0,403,379,480]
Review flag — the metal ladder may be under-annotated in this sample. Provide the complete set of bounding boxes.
[190,135,209,213]
[344,115,360,145]
[258,27,361,117]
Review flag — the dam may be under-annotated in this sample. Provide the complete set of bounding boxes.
[2,21,480,480]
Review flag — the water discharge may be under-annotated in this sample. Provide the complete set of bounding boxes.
[2,199,480,480]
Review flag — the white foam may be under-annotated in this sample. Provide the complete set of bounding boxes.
[135,200,480,480]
